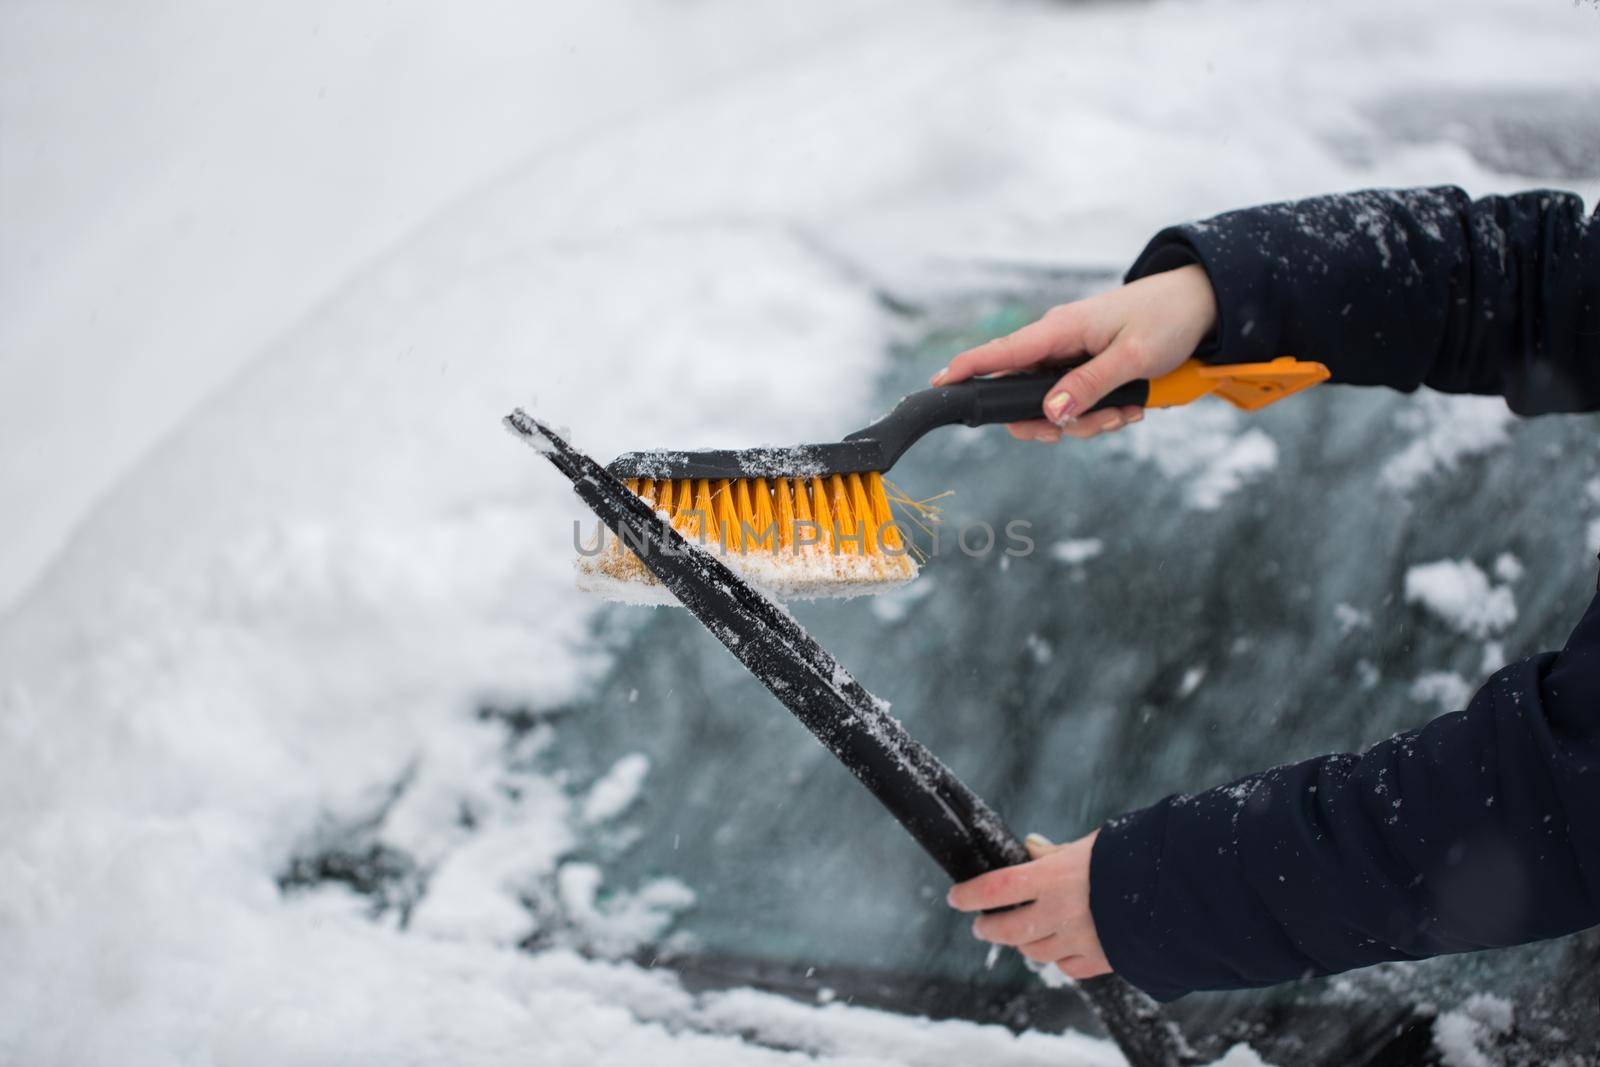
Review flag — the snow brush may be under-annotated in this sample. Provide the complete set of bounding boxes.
[505,410,1200,1067]
[586,357,1327,603]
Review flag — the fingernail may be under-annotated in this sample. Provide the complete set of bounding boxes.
[946,886,958,906]
[930,367,949,386]
[1025,832,1055,849]
[1039,429,1062,443]
[1127,410,1145,424]
[1102,414,1123,431]
[1044,392,1077,425]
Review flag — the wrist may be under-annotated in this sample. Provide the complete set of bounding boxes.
[1171,263,1219,342]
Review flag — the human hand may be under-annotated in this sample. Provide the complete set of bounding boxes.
[946,830,1112,981]
[929,264,1218,442]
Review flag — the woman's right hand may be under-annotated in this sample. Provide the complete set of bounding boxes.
[929,263,1218,442]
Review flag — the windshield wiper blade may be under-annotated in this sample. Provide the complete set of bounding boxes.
[505,410,1196,1067]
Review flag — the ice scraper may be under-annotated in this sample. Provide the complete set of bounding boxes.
[584,357,1326,602]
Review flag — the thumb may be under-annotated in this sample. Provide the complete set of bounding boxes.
[1043,334,1145,426]
[1024,832,1065,860]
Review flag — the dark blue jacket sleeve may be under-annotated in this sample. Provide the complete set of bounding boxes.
[1092,592,1600,1001]
[1124,186,1600,414]
[1091,188,1600,1002]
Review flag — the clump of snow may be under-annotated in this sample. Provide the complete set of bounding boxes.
[1433,993,1515,1067]
[1107,405,1277,511]
[692,985,1125,1067]
[870,575,936,624]
[410,818,572,945]
[1356,659,1381,690]
[1584,479,1600,553]
[1381,393,1515,492]
[577,529,919,606]
[1202,1044,1277,1067]
[1050,538,1104,565]
[1410,671,1475,712]
[1404,559,1517,638]
[1186,430,1278,511]
[1333,603,1371,635]
[583,753,651,824]
[555,862,696,958]
[1491,553,1523,583]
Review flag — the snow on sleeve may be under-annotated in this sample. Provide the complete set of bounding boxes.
[1403,559,1517,639]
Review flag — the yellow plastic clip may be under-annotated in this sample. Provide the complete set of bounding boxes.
[1145,357,1330,412]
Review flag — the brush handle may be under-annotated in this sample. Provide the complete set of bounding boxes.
[846,370,1148,470]
[951,356,1333,420]
[945,370,1147,425]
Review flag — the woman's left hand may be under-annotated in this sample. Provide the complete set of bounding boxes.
[946,829,1113,981]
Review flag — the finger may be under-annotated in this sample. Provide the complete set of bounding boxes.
[1006,420,1061,443]
[1042,332,1148,425]
[1057,955,1113,981]
[1024,833,1064,860]
[1060,408,1128,440]
[1018,932,1078,964]
[1119,406,1145,427]
[973,904,1054,947]
[947,863,1043,912]
[934,306,1087,385]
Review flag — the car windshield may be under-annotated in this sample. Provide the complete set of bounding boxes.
[498,273,1600,1065]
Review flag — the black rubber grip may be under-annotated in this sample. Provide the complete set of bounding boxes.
[955,371,1152,426]
[840,371,1160,475]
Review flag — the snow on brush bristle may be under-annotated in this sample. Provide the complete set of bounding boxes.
[577,471,920,603]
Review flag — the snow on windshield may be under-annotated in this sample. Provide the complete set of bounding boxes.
[3,0,1598,1064]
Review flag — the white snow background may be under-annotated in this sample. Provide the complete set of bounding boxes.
[3,0,1598,1064]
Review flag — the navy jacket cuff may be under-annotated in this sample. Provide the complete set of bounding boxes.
[1090,800,1186,1002]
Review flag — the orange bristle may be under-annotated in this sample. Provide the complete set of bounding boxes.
[827,475,856,555]
[747,477,776,551]
[867,472,902,552]
[847,473,878,555]
[774,477,797,549]
[578,467,919,604]
[809,476,833,551]
[692,479,716,544]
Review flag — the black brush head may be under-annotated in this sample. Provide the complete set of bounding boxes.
[606,439,889,481]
